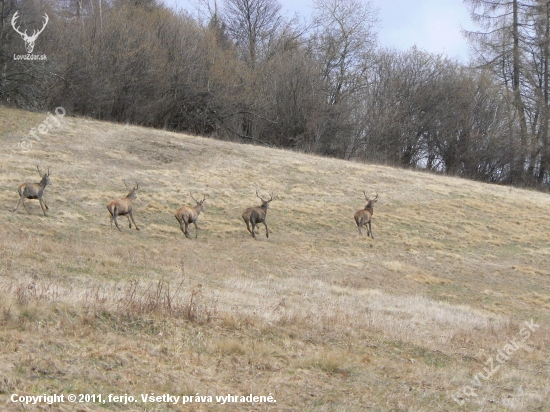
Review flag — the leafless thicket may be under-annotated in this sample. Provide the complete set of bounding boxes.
[2,0,548,188]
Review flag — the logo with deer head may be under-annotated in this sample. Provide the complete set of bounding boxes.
[12,11,49,54]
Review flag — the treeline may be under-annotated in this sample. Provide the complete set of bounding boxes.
[1,0,549,188]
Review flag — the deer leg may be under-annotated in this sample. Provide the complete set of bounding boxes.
[193,221,199,239]
[126,215,132,228]
[113,213,123,232]
[368,222,374,239]
[251,222,257,239]
[184,221,192,239]
[176,217,186,236]
[358,219,364,235]
[263,221,269,238]
[354,217,362,235]
[13,196,23,213]
[21,198,30,214]
[39,197,48,216]
[128,210,139,230]
[243,218,253,235]
[113,215,122,232]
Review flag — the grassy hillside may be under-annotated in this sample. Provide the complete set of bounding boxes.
[0,106,548,411]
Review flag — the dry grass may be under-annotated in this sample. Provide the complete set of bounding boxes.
[0,106,549,411]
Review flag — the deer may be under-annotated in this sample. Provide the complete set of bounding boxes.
[174,193,206,239]
[242,189,275,239]
[11,11,49,54]
[13,165,52,216]
[354,191,378,238]
[106,180,140,232]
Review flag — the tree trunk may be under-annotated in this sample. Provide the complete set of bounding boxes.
[512,0,529,184]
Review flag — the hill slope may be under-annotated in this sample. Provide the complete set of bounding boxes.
[0,106,549,411]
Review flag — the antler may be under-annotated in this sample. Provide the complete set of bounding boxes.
[11,12,48,40]
[28,14,49,41]
[256,189,275,202]
[11,11,27,38]
[190,193,206,203]
[363,191,378,201]
[123,179,138,190]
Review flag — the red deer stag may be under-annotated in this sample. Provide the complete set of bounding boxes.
[354,191,378,238]
[13,165,52,216]
[242,189,275,239]
[107,181,140,232]
[175,193,206,239]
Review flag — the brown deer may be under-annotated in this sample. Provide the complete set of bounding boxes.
[354,191,378,238]
[242,189,275,239]
[107,181,140,231]
[174,193,206,239]
[13,165,52,216]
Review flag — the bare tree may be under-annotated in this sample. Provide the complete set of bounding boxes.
[464,0,532,184]
[309,0,378,157]
[311,0,378,105]
[222,0,282,67]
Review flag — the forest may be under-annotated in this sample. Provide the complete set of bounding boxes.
[1,0,550,188]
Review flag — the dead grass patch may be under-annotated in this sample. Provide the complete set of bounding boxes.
[406,273,452,285]
[0,108,549,411]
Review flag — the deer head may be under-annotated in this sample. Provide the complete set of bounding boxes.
[12,11,49,54]
[190,193,206,212]
[256,189,275,209]
[363,191,378,207]
[37,165,51,187]
[123,179,139,199]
